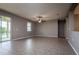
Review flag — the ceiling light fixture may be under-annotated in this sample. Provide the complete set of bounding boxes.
[37,16,43,23]
[38,19,42,23]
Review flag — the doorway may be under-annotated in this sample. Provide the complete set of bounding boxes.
[0,16,11,42]
[58,20,66,38]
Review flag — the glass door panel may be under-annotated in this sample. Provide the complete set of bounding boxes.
[0,17,2,41]
[0,16,11,42]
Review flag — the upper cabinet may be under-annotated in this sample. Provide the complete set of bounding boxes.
[74,4,79,31]
[74,4,79,15]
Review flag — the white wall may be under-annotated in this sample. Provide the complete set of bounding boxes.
[71,31,79,54]
[66,12,74,39]
[66,12,79,54]
[11,16,35,40]
[35,20,58,37]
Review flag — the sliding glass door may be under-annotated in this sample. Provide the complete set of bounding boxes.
[0,16,11,42]
[0,17,2,41]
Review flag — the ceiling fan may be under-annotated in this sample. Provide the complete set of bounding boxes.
[35,16,47,23]
[32,13,60,23]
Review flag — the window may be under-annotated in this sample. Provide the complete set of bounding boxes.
[27,22,32,32]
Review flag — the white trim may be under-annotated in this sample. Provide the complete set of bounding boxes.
[12,35,57,41]
[34,35,58,38]
[13,36,33,40]
[68,41,78,55]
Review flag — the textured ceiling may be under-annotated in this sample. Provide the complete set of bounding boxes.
[0,3,71,21]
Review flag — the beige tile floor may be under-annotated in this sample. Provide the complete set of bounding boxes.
[0,37,76,55]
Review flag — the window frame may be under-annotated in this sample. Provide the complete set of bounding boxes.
[27,22,32,32]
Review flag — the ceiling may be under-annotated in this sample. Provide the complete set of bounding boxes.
[0,3,71,21]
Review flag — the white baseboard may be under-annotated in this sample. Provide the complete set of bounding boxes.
[68,41,78,55]
[13,36,33,40]
[12,35,57,41]
[34,35,58,38]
